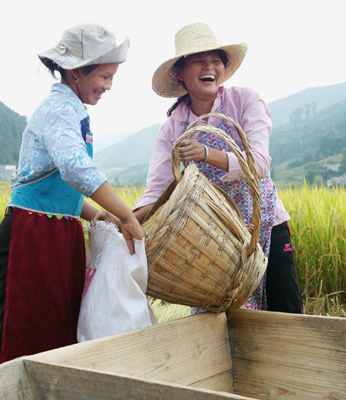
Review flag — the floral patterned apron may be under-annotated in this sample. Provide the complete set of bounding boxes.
[184,113,276,310]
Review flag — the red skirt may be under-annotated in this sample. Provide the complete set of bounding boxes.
[0,208,85,363]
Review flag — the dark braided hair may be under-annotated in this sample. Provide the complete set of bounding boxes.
[167,94,190,117]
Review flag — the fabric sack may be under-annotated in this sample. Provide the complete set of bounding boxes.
[77,221,157,342]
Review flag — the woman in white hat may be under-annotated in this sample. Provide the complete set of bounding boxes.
[0,23,145,363]
[133,22,302,313]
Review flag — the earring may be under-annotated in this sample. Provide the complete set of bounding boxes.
[73,77,80,83]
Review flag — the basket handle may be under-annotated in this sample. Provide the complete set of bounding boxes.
[171,112,261,255]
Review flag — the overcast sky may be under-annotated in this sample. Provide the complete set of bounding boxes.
[1,0,345,137]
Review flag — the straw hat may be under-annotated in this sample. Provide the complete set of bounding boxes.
[38,23,130,70]
[152,23,248,98]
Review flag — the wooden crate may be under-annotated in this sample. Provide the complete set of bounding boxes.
[0,309,345,399]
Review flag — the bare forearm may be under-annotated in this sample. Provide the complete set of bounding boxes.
[80,199,101,221]
[133,203,155,223]
[90,181,134,222]
[206,147,229,171]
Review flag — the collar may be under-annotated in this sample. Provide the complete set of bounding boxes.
[50,83,87,117]
[51,82,79,98]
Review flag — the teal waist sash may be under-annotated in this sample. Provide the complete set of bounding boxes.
[11,169,84,218]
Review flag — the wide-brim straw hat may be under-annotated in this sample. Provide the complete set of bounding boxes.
[152,23,248,98]
[38,23,130,70]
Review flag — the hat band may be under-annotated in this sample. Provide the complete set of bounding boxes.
[195,34,215,40]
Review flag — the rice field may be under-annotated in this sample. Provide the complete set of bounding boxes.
[1,181,345,319]
[278,183,346,317]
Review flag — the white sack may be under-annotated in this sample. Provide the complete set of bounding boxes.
[77,221,157,342]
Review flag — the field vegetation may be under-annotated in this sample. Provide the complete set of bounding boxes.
[1,181,345,321]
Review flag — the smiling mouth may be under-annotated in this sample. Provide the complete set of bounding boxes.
[94,91,102,98]
[199,75,216,82]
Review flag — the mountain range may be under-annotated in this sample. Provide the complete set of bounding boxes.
[1,81,346,187]
[93,81,346,186]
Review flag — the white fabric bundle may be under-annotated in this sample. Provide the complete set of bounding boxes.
[77,221,156,342]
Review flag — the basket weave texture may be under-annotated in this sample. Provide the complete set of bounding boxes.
[142,113,267,312]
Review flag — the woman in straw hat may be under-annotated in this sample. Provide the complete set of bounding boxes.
[133,22,302,313]
[0,23,145,363]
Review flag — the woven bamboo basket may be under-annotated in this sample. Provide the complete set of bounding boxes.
[142,113,267,312]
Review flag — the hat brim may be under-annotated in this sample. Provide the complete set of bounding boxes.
[37,36,130,70]
[152,42,248,98]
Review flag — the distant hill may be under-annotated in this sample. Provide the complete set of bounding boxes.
[0,102,27,165]
[1,82,346,187]
[93,130,136,153]
[268,81,346,127]
[269,97,346,186]
[270,98,346,166]
[97,97,346,187]
[104,163,151,186]
[94,124,160,170]
[95,82,346,186]
[93,124,161,185]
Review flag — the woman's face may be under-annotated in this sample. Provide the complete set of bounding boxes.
[76,63,119,105]
[176,51,226,101]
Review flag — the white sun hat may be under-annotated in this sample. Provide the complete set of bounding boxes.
[37,23,130,70]
[152,22,248,98]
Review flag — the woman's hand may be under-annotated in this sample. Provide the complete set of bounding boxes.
[119,215,146,255]
[179,138,206,162]
[91,211,145,255]
[179,138,229,171]
[90,181,146,255]
[91,210,121,229]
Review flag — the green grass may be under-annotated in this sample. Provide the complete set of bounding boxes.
[0,181,11,220]
[149,298,191,323]
[278,183,346,317]
[1,181,345,318]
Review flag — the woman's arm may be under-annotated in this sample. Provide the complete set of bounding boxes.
[80,199,101,221]
[91,182,136,222]
[81,198,121,229]
[43,104,144,254]
[133,203,155,223]
[222,87,272,181]
[44,105,107,198]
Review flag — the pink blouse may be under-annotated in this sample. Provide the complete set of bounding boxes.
[134,86,290,226]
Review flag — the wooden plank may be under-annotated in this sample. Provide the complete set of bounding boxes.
[227,309,346,400]
[0,357,34,400]
[28,313,234,393]
[189,371,234,393]
[24,361,256,400]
